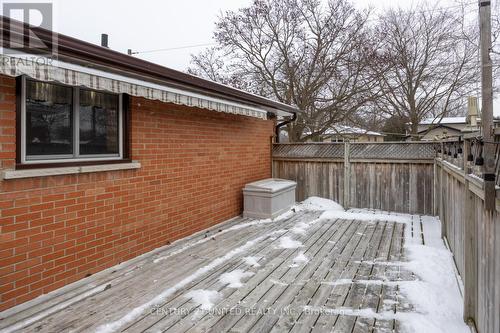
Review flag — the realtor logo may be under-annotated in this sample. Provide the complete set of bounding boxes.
[1,2,55,55]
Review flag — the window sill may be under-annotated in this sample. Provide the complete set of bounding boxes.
[1,162,141,180]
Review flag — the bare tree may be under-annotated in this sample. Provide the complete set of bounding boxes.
[189,48,228,84]
[189,0,380,142]
[492,0,500,66]
[372,4,478,137]
[492,0,500,98]
[188,47,257,92]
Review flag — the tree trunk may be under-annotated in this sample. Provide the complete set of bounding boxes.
[410,119,420,141]
[287,123,300,142]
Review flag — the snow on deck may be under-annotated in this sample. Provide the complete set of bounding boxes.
[0,198,469,333]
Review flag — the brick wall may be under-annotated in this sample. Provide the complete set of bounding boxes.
[0,75,274,311]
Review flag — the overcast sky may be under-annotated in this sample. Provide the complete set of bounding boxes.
[5,0,462,71]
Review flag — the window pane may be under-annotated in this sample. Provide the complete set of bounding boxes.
[26,80,73,157]
[79,90,119,155]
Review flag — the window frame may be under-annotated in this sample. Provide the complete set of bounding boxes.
[16,76,130,169]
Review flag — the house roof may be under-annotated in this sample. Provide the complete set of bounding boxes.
[0,16,298,117]
[419,117,466,125]
[417,124,463,134]
[324,125,384,136]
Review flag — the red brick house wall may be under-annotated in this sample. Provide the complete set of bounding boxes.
[0,74,274,311]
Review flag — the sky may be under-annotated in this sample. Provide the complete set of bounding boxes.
[1,0,498,115]
[50,0,255,71]
[0,0,465,71]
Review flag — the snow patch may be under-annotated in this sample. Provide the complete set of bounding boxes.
[270,279,288,286]
[320,210,411,224]
[278,236,303,249]
[383,299,399,305]
[354,260,403,266]
[242,256,261,267]
[289,251,309,267]
[320,279,354,286]
[321,279,410,286]
[397,244,470,333]
[290,222,309,235]
[219,269,255,288]
[185,289,221,310]
[293,252,308,264]
[297,196,344,212]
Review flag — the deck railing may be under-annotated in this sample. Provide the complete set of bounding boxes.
[438,138,500,186]
[435,138,500,333]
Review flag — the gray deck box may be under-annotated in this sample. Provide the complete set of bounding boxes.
[243,178,297,219]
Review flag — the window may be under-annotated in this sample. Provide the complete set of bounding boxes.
[79,90,119,155]
[25,80,73,156]
[19,77,128,166]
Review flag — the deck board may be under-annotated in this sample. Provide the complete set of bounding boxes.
[197,219,339,333]
[144,214,328,333]
[231,219,357,333]
[0,208,446,333]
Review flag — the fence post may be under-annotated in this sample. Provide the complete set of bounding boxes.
[433,159,438,216]
[463,139,470,174]
[463,138,477,324]
[463,160,477,323]
[344,141,351,208]
[439,141,446,237]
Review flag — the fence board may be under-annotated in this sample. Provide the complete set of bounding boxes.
[272,160,344,206]
[272,143,434,215]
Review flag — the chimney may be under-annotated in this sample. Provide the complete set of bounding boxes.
[467,96,478,127]
[101,34,109,48]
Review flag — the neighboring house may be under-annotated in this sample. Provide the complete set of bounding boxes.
[305,125,385,143]
[412,116,500,141]
[325,125,385,142]
[0,17,297,311]
[410,117,467,141]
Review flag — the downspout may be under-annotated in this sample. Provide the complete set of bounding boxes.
[275,112,297,143]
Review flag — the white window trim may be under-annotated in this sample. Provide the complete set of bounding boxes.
[2,162,141,180]
[20,76,124,165]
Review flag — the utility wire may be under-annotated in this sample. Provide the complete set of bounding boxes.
[130,43,216,55]
[128,2,477,55]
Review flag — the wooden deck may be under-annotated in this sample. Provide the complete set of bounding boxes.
[0,208,439,333]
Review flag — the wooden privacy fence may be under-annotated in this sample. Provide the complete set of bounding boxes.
[435,147,500,333]
[272,142,436,215]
